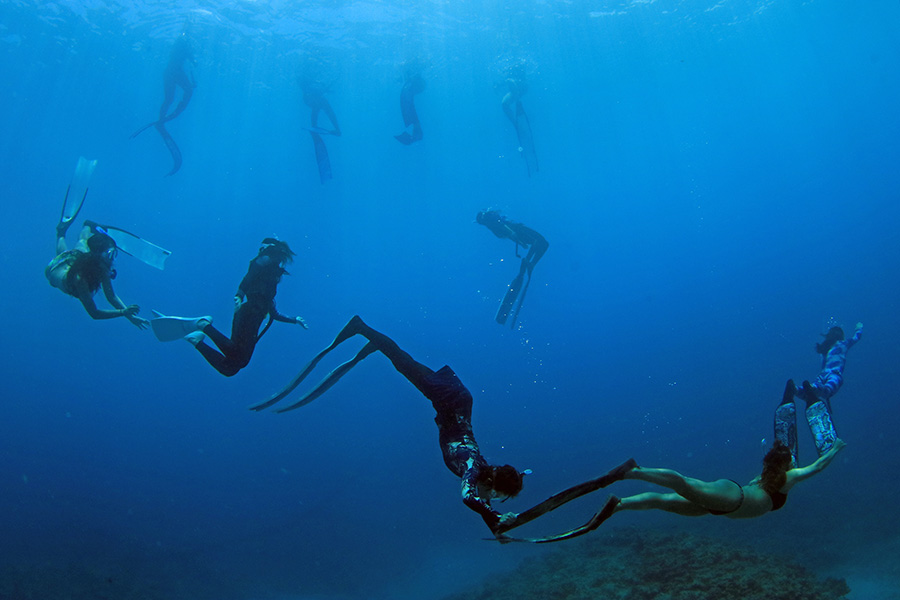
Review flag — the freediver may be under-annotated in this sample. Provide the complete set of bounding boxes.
[131,33,196,176]
[252,316,526,534]
[300,77,341,183]
[476,210,548,327]
[150,238,307,377]
[394,61,425,145]
[46,213,148,330]
[776,322,863,464]
[500,63,538,176]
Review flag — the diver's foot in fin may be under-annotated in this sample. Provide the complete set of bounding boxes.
[184,331,206,346]
[56,219,73,238]
[781,379,797,405]
[394,132,421,145]
[596,495,621,524]
[597,458,638,487]
[332,315,368,346]
[799,381,819,406]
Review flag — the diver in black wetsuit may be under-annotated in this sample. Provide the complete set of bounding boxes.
[190,239,308,377]
[394,62,425,145]
[259,315,524,533]
[131,34,196,176]
[476,210,548,326]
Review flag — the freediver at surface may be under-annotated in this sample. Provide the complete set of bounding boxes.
[500,62,538,176]
[300,76,341,183]
[130,33,196,176]
[150,238,307,377]
[46,159,149,329]
[776,322,863,464]
[394,61,425,145]
[476,209,548,327]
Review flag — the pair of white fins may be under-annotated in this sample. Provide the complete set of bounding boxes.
[65,157,187,340]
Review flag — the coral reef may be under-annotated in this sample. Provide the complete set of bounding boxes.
[443,527,850,600]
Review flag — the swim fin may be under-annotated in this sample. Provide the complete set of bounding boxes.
[310,131,332,183]
[494,495,620,544]
[57,157,98,235]
[150,310,211,342]
[103,226,172,270]
[496,272,524,325]
[514,101,538,177]
[155,122,183,176]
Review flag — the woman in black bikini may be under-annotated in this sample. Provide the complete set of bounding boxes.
[592,438,845,523]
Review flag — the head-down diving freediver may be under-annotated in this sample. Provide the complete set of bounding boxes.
[476,210,549,328]
[251,315,527,534]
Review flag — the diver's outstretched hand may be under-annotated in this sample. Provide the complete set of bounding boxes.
[122,305,149,330]
[294,316,309,329]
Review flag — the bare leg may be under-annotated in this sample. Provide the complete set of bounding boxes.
[616,492,709,517]
[623,468,742,512]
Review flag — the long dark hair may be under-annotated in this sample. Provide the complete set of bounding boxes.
[478,464,524,499]
[759,441,793,495]
[816,326,844,356]
[67,233,116,294]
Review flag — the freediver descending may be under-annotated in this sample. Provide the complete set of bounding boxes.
[500,62,538,176]
[130,33,196,176]
[252,316,644,543]
[476,210,548,327]
[251,315,525,533]
[394,61,425,145]
[150,238,307,377]
[300,75,341,184]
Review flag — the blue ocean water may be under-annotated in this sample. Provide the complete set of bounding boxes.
[1,0,898,598]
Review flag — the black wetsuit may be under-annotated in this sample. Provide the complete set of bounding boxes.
[197,254,293,377]
[479,211,549,275]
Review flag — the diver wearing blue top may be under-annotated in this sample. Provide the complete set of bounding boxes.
[789,323,863,457]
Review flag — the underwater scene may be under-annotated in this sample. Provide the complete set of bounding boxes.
[1,0,899,598]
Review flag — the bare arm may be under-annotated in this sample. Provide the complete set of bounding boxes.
[784,438,846,491]
[100,278,148,329]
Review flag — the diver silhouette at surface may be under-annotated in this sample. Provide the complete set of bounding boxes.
[500,63,538,176]
[476,210,548,327]
[131,33,196,176]
[394,61,425,145]
[300,77,341,183]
